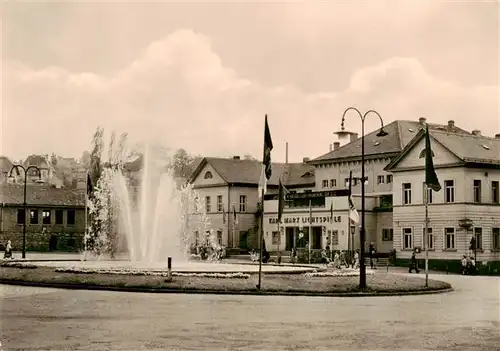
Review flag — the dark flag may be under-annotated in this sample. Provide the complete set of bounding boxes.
[263,114,273,179]
[278,179,288,222]
[424,125,442,192]
[330,202,334,221]
[258,115,274,197]
[86,173,93,196]
[233,205,239,224]
[223,206,226,224]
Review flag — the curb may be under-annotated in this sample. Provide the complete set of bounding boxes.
[0,279,453,298]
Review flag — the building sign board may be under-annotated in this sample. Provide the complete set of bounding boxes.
[285,189,349,200]
[268,215,343,225]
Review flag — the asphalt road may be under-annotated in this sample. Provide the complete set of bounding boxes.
[1,273,498,351]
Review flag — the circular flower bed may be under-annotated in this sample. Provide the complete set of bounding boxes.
[304,268,375,278]
[54,267,250,279]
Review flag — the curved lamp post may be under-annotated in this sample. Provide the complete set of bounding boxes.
[340,107,388,289]
[9,165,42,259]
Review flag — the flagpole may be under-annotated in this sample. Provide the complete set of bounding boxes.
[424,184,429,287]
[84,174,88,261]
[308,199,312,264]
[258,188,264,290]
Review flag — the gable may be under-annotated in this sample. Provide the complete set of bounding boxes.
[391,136,463,171]
[191,163,226,186]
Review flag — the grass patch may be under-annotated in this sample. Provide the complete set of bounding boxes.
[0,266,452,295]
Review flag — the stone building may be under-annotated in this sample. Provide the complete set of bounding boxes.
[0,184,85,252]
[385,128,500,264]
[189,156,315,250]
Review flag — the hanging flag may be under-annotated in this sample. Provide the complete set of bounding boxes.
[223,206,227,224]
[278,179,288,222]
[348,171,360,224]
[330,201,334,221]
[233,205,239,225]
[258,115,273,197]
[424,125,442,192]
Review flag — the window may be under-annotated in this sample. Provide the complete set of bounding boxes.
[473,180,481,203]
[55,209,63,225]
[217,195,223,212]
[474,227,483,250]
[382,228,393,241]
[332,230,339,246]
[322,180,329,188]
[444,180,455,203]
[30,209,38,224]
[67,209,76,225]
[423,182,433,204]
[444,227,455,250]
[42,210,51,225]
[377,175,385,184]
[403,228,413,249]
[344,178,349,187]
[424,227,434,250]
[272,231,281,245]
[403,183,412,205]
[239,195,247,212]
[386,174,393,184]
[204,171,213,179]
[17,209,25,224]
[330,179,336,188]
[205,196,211,212]
[492,228,500,251]
[217,230,223,245]
[492,181,499,203]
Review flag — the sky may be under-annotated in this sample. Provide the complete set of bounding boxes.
[2,0,499,163]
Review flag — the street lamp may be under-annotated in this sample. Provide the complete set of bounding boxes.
[340,107,388,289]
[9,165,42,259]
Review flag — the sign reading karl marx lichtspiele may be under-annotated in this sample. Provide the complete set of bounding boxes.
[269,215,342,225]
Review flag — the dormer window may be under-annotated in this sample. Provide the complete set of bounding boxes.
[204,171,213,179]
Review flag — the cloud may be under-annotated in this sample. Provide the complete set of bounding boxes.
[2,29,498,163]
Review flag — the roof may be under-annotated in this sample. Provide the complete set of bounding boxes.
[0,156,14,173]
[385,129,500,170]
[310,120,470,163]
[190,157,315,187]
[0,184,85,207]
[23,154,50,169]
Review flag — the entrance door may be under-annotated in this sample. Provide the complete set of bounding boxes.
[312,227,322,249]
[285,227,294,250]
[239,231,248,249]
[49,235,58,251]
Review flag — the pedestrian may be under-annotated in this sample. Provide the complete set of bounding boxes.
[354,250,360,269]
[4,240,13,259]
[409,250,419,273]
[461,255,467,275]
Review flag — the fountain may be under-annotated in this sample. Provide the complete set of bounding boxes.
[74,144,317,275]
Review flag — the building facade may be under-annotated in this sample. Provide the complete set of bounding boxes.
[0,184,85,252]
[189,157,315,249]
[385,129,500,263]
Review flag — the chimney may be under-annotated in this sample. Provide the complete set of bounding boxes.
[285,142,289,164]
[233,156,240,160]
[448,120,455,129]
[472,130,481,136]
[350,133,359,143]
[333,142,340,150]
[329,144,333,152]
[302,157,310,163]
[495,134,500,139]
[419,117,427,125]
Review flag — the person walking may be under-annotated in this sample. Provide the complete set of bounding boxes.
[4,240,13,259]
[408,250,419,273]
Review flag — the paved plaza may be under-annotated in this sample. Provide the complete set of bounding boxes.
[1,271,499,351]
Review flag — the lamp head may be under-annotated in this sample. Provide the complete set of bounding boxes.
[376,127,389,137]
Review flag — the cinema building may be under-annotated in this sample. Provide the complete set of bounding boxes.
[191,118,500,268]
